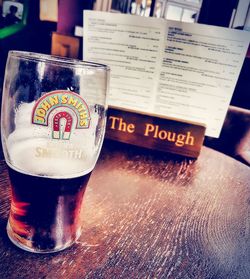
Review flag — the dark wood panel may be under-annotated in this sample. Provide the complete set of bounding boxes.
[0,141,249,278]
[106,107,206,158]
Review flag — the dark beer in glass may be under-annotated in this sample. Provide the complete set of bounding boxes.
[1,51,109,253]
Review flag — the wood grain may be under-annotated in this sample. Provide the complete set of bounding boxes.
[0,140,249,279]
[106,107,206,158]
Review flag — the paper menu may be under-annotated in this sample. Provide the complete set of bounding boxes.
[83,11,250,137]
[83,12,165,112]
[158,22,249,137]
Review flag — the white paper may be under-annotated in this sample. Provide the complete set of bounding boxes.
[84,11,165,112]
[83,11,250,137]
[157,22,250,137]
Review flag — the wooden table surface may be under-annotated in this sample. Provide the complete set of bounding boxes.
[0,140,249,279]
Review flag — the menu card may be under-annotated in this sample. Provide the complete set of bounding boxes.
[83,11,249,137]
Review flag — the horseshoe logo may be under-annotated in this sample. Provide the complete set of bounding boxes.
[52,111,73,140]
[32,90,91,141]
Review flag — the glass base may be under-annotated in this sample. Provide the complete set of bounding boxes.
[7,221,80,254]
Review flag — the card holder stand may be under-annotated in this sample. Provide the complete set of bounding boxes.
[106,106,206,158]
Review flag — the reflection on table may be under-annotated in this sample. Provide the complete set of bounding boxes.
[0,140,249,279]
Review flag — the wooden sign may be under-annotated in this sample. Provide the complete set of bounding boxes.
[106,107,206,158]
[51,32,80,58]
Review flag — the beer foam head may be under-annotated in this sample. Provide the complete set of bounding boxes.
[7,101,103,178]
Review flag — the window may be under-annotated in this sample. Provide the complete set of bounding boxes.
[154,0,203,22]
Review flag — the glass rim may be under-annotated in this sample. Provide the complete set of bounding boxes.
[8,50,110,71]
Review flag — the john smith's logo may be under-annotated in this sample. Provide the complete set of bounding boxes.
[32,90,91,140]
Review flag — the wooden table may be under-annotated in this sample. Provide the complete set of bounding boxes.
[0,140,249,279]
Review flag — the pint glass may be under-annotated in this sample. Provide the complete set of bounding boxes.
[1,51,109,253]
